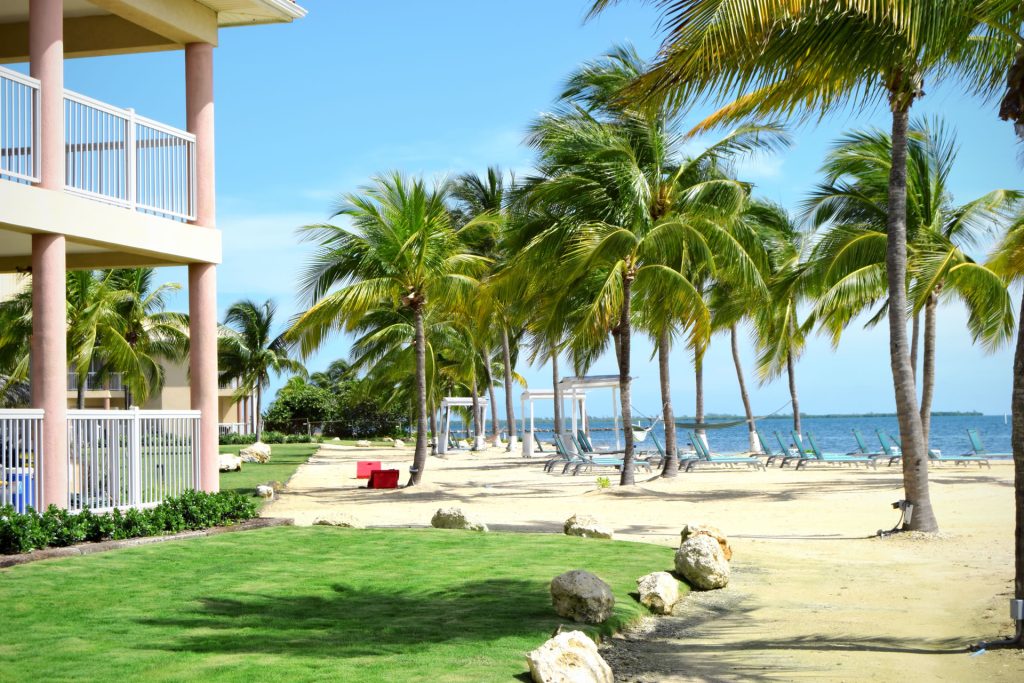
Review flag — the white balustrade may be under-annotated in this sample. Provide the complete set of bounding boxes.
[67,408,200,513]
[0,67,40,184]
[0,410,44,513]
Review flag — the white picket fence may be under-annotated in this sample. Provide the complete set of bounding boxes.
[66,409,200,513]
[0,410,44,513]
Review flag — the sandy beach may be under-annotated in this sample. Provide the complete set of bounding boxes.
[265,443,1023,681]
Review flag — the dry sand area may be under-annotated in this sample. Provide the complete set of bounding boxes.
[265,443,1024,681]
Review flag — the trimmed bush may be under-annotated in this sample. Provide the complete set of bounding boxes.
[0,490,259,555]
[219,432,258,446]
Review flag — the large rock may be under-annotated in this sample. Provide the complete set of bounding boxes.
[563,514,613,540]
[430,507,488,532]
[239,442,272,463]
[355,440,372,448]
[675,535,730,590]
[393,439,406,448]
[680,522,732,561]
[550,570,615,624]
[218,454,242,472]
[312,512,364,529]
[636,571,681,615]
[255,485,274,500]
[526,630,613,683]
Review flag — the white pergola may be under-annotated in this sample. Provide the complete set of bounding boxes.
[559,375,624,451]
[519,387,585,458]
[437,396,489,455]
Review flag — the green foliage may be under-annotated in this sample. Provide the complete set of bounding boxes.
[0,491,258,555]
[219,432,258,445]
[263,376,334,433]
[595,476,611,489]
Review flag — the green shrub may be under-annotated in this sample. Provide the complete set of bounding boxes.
[285,433,312,444]
[0,491,259,555]
[219,432,257,445]
[261,431,286,444]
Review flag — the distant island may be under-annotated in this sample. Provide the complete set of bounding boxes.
[525,410,988,422]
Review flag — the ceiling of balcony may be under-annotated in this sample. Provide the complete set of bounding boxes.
[0,0,305,27]
[0,1,108,24]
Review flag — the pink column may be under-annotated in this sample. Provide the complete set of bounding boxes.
[186,42,219,492]
[30,0,68,508]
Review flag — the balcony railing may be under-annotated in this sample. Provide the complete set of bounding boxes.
[67,371,124,393]
[0,410,44,513]
[0,65,196,222]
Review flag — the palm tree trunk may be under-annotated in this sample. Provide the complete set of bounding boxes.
[255,384,263,442]
[502,327,517,451]
[787,353,801,435]
[429,409,438,456]
[1010,292,1024,644]
[618,275,635,486]
[471,376,482,451]
[551,350,563,437]
[486,372,500,443]
[76,374,86,410]
[731,324,758,452]
[658,327,679,478]
[408,306,429,486]
[919,292,938,448]
[694,350,705,445]
[910,311,920,382]
[886,103,937,532]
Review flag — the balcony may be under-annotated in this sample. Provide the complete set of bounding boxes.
[0,64,196,222]
[67,371,124,393]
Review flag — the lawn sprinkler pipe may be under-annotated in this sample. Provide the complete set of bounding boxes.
[972,599,1024,651]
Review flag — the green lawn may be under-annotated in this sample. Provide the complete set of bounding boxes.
[0,527,683,682]
[218,443,320,502]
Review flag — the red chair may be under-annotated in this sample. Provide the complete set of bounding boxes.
[356,461,382,479]
[367,469,400,489]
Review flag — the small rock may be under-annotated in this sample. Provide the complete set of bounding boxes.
[239,442,272,463]
[457,439,471,449]
[680,522,732,561]
[675,535,730,590]
[218,454,242,472]
[550,570,615,624]
[526,630,613,683]
[312,512,364,528]
[255,485,274,499]
[430,507,488,532]
[393,439,405,448]
[636,571,680,615]
[355,440,372,448]
[266,480,285,492]
[563,513,614,540]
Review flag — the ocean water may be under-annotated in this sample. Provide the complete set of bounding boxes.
[518,414,1012,457]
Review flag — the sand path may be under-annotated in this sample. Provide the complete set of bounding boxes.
[264,443,1024,681]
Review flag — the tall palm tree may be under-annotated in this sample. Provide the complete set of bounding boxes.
[107,268,190,407]
[806,122,1018,445]
[588,0,993,531]
[290,173,490,485]
[219,299,304,442]
[519,46,778,484]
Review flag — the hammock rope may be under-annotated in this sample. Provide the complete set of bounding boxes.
[674,400,793,431]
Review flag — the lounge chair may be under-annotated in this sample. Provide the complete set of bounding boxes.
[575,430,625,455]
[798,431,877,470]
[851,429,884,456]
[875,430,903,464]
[879,430,987,467]
[647,432,691,469]
[544,434,578,473]
[684,432,765,472]
[570,433,653,475]
[755,428,788,466]
[772,431,806,468]
[965,429,1008,459]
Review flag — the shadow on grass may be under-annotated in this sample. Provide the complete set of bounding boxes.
[139,578,620,659]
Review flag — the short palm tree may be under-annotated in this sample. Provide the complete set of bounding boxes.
[290,173,490,485]
[588,0,994,530]
[805,122,1018,445]
[219,299,304,442]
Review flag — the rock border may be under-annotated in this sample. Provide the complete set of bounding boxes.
[0,517,294,569]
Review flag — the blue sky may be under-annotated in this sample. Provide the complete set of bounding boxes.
[46,0,1020,417]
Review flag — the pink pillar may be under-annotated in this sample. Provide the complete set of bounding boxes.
[30,0,68,508]
[186,42,219,492]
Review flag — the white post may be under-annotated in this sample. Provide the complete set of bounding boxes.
[126,108,137,211]
[524,397,534,457]
[438,404,449,455]
[570,392,578,445]
[612,387,621,451]
[130,407,142,507]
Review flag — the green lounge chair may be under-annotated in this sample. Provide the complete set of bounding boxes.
[755,428,788,466]
[544,434,576,473]
[684,432,765,472]
[772,431,806,468]
[570,433,652,475]
[799,431,877,470]
[875,430,903,464]
[965,429,1008,459]
[879,430,985,467]
[851,429,900,466]
[575,430,625,455]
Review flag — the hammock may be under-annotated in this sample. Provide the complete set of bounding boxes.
[674,401,794,431]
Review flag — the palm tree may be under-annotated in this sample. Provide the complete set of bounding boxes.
[290,173,490,485]
[219,299,304,442]
[519,46,778,484]
[107,268,190,407]
[806,122,1018,445]
[588,0,996,531]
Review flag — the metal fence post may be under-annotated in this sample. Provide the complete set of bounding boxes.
[126,108,136,211]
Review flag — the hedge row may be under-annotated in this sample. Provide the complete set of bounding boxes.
[218,431,324,445]
[0,490,259,555]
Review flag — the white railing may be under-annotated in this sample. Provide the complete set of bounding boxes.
[0,410,44,513]
[67,371,124,392]
[219,422,247,435]
[67,408,200,513]
[64,90,196,222]
[0,67,40,184]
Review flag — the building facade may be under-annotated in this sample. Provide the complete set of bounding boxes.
[0,0,303,508]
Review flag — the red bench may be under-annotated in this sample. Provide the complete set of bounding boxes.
[367,469,400,489]
[356,461,382,479]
